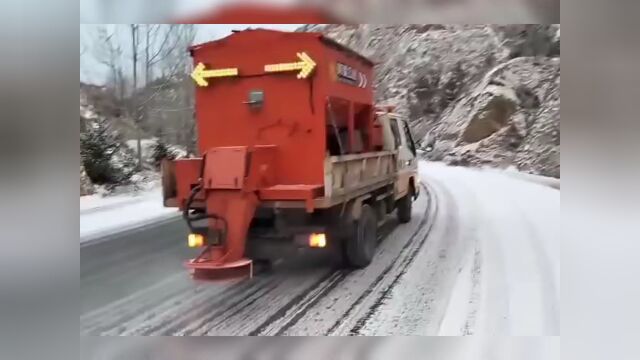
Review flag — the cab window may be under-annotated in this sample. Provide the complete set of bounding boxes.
[389,118,402,149]
[401,121,417,156]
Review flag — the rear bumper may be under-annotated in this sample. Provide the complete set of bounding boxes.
[246,226,334,260]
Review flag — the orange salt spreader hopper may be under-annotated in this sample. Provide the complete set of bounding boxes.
[162,29,377,280]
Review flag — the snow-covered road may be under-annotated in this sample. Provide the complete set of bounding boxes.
[421,162,559,335]
[80,161,559,338]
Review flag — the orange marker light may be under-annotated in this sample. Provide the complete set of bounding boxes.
[188,233,205,248]
[309,233,326,248]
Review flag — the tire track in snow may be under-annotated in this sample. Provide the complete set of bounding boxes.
[351,178,462,335]
[502,187,559,334]
[81,272,192,334]
[323,183,437,335]
[430,172,485,336]
[345,187,440,335]
[126,279,257,335]
[179,278,284,336]
[249,213,421,336]
[249,271,348,336]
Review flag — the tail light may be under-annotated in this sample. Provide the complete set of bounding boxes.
[188,233,205,248]
[309,233,326,248]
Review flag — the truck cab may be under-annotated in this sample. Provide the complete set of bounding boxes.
[377,111,420,203]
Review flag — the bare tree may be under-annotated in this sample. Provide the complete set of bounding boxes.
[135,24,198,166]
[93,26,125,99]
[89,24,199,169]
[149,25,198,154]
[142,24,184,85]
[129,24,145,170]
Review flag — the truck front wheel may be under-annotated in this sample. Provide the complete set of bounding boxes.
[345,204,377,268]
[396,191,413,223]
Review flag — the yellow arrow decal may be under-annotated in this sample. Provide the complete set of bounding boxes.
[191,63,239,87]
[264,52,316,79]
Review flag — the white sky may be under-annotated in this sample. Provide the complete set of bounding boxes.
[80,0,300,23]
[80,24,302,85]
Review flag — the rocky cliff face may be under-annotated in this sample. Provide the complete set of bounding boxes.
[301,25,560,177]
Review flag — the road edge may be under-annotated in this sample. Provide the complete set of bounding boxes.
[80,212,181,248]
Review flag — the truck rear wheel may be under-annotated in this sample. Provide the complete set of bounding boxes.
[396,192,412,223]
[345,204,377,268]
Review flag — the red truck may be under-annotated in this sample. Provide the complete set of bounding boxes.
[162,29,420,280]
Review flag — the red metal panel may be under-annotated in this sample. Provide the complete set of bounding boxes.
[259,184,324,201]
[191,31,326,187]
[203,147,247,189]
[243,145,277,191]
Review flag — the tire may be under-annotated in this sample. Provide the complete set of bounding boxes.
[344,204,378,268]
[396,191,413,224]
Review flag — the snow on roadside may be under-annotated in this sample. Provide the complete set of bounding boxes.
[80,185,179,244]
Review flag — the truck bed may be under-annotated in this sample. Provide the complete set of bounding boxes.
[259,150,398,211]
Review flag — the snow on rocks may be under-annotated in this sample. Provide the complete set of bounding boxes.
[303,25,560,178]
